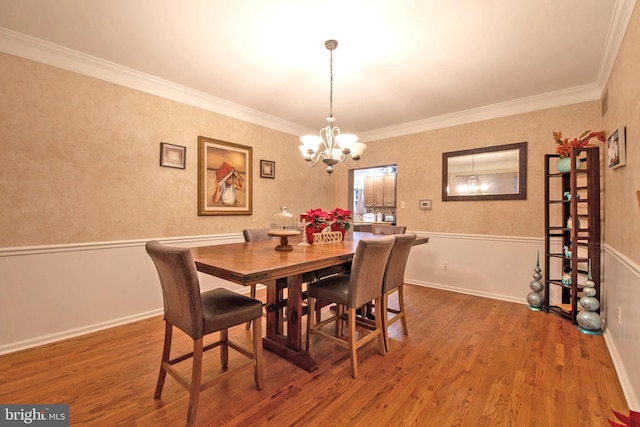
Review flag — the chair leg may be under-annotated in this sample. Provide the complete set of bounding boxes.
[220,329,229,369]
[154,322,172,399]
[374,296,386,356]
[246,284,257,329]
[252,315,264,390]
[186,337,204,427]
[336,304,346,338]
[348,307,358,379]
[381,293,390,352]
[398,285,408,335]
[305,297,315,352]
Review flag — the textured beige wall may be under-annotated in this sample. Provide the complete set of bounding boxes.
[1,39,633,252]
[339,102,602,238]
[0,53,334,247]
[601,2,640,266]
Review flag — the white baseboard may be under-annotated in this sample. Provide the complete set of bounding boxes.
[0,309,162,356]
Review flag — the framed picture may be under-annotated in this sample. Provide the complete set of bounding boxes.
[159,142,186,169]
[607,128,626,169]
[601,88,608,116]
[198,136,252,215]
[260,160,275,179]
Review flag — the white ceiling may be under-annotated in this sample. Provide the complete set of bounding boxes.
[0,0,634,141]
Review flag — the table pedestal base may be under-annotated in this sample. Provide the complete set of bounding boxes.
[262,337,318,372]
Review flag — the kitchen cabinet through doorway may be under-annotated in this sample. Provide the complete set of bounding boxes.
[363,174,396,207]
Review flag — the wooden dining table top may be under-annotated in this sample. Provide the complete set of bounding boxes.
[191,231,428,284]
[191,230,428,372]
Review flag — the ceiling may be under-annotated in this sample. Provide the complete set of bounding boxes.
[0,0,634,141]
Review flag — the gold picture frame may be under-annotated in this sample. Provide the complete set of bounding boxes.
[198,136,252,215]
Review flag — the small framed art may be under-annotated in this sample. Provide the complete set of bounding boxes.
[260,160,275,179]
[159,142,186,169]
[607,128,626,169]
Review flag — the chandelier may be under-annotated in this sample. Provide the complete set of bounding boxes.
[299,40,367,175]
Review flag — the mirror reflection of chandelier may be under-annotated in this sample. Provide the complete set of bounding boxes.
[299,40,367,175]
[456,155,489,194]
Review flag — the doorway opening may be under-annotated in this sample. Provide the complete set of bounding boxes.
[348,164,397,224]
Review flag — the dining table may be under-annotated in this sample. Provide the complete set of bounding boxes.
[190,231,429,372]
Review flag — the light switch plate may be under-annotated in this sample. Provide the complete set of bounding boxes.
[419,199,432,210]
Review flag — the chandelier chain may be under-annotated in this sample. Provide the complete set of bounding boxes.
[329,47,333,120]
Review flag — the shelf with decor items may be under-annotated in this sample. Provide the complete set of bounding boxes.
[543,146,601,326]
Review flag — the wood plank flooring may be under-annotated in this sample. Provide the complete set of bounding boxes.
[0,286,628,426]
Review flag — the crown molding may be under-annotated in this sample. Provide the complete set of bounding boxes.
[1,0,634,142]
[597,0,637,87]
[358,83,601,142]
[361,0,635,142]
[0,27,311,137]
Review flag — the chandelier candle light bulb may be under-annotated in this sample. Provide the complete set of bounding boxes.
[299,40,367,175]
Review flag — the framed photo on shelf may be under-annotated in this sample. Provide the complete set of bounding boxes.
[260,160,275,179]
[197,136,252,215]
[159,142,186,169]
[607,128,626,169]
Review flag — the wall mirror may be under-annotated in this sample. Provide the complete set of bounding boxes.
[442,141,527,201]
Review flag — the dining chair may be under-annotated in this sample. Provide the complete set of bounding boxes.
[242,228,273,329]
[358,225,406,319]
[145,241,264,427]
[372,224,407,235]
[305,236,395,378]
[380,233,417,351]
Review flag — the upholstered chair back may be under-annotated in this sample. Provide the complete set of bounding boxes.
[372,225,407,235]
[348,237,395,308]
[145,241,203,339]
[382,233,417,293]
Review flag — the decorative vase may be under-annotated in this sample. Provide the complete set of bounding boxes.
[526,251,544,310]
[561,265,572,287]
[577,260,602,334]
[557,157,581,173]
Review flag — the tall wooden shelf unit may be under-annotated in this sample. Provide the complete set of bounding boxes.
[544,147,601,324]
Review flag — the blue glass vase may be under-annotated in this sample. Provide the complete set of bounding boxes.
[557,157,580,173]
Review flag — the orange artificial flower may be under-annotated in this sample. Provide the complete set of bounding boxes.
[553,130,605,158]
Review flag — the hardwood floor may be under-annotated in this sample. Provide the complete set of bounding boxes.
[0,286,628,426]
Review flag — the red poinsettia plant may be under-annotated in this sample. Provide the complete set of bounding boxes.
[608,409,640,427]
[329,207,353,231]
[553,130,605,158]
[302,208,329,231]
